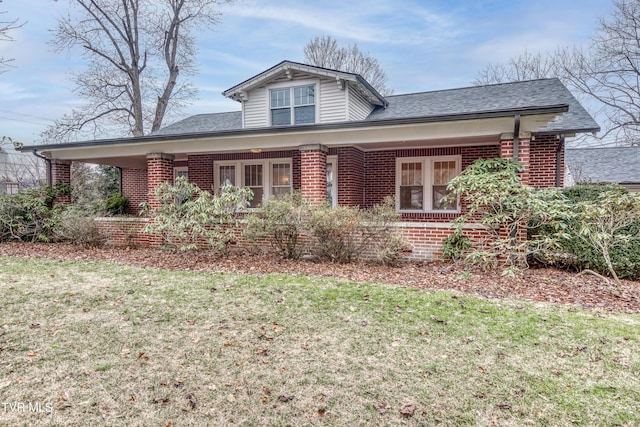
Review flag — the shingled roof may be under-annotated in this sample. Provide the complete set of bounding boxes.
[366,78,598,134]
[153,78,598,137]
[566,146,640,184]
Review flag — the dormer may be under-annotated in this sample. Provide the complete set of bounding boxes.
[222,60,388,129]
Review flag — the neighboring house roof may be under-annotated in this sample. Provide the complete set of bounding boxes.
[366,78,597,134]
[565,146,640,184]
[149,78,597,138]
[222,60,388,107]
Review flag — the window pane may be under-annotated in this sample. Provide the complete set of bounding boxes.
[271,163,291,186]
[400,186,423,210]
[244,164,263,186]
[401,162,422,186]
[294,105,315,124]
[294,85,315,105]
[271,89,290,108]
[175,170,188,179]
[432,185,454,210]
[272,108,291,126]
[272,186,290,197]
[434,161,457,185]
[219,165,235,187]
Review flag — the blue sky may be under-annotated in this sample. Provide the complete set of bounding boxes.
[0,0,614,146]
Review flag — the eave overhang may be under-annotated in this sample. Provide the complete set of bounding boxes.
[20,104,578,169]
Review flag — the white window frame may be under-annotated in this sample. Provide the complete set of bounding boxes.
[214,158,293,208]
[327,155,338,207]
[395,155,461,213]
[268,79,319,126]
[174,166,188,181]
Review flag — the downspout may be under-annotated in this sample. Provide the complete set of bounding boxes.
[512,114,521,161]
[117,167,123,194]
[555,135,565,187]
[32,150,52,186]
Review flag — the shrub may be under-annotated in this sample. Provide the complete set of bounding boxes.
[244,192,310,259]
[534,184,640,282]
[143,177,252,252]
[441,230,472,262]
[444,158,556,270]
[55,208,105,247]
[103,193,129,216]
[0,187,65,242]
[307,197,406,264]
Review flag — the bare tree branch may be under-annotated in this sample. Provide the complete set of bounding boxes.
[0,1,25,73]
[45,0,232,142]
[303,35,393,96]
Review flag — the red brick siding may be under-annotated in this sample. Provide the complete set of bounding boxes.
[300,149,327,205]
[187,154,215,192]
[122,168,147,215]
[51,160,72,204]
[95,217,150,247]
[337,147,365,206]
[146,154,174,211]
[500,137,531,185]
[530,135,563,188]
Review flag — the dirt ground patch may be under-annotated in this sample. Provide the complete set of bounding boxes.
[1,241,638,313]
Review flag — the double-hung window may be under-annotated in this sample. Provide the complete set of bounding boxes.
[396,156,460,212]
[270,85,315,126]
[215,159,292,208]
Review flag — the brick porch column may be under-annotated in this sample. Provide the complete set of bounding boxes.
[146,153,175,211]
[51,159,72,204]
[500,131,531,185]
[299,144,328,206]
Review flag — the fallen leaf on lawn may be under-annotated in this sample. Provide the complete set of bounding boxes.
[226,394,236,403]
[497,403,512,410]
[153,397,170,405]
[400,404,415,417]
[394,306,403,313]
[224,341,235,347]
[278,395,295,402]
[29,323,41,329]
[430,315,445,323]
[186,319,196,325]
[314,408,327,418]
[477,366,486,373]
[186,394,196,409]
[0,380,11,389]
[192,336,201,344]
[361,320,368,326]
[27,350,37,357]
[165,423,172,427]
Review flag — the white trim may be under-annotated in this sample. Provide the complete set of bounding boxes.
[395,155,461,213]
[173,166,188,181]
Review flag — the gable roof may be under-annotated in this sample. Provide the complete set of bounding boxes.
[222,60,388,107]
[152,111,242,136]
[366,78,598,134]
[565,146,640,184]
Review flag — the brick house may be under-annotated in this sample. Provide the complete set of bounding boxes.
[22,61,599,259]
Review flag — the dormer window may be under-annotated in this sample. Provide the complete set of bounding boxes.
[270,85,315,126]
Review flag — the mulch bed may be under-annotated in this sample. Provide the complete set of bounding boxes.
[1,242,638,313]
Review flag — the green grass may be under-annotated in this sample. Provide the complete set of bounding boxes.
[0,256,639,426]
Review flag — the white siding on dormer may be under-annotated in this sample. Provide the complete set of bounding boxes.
[318,78,346,123]
[348,85,375,121]
[244,87,268,128]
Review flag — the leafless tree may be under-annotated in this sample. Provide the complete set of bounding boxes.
[473,49,557,86]
[45,0,233,142]
[303,35,393,96]
[0,1,24,73]
[555,0,640,145]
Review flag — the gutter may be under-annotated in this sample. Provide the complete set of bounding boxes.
[31,150,52,186]
[18,104,571,153]
[512,114,521,161]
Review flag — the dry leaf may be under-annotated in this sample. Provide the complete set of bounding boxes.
[278,395,295,402]
[400,404,415,417]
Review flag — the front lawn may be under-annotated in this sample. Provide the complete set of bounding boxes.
[0,256,639,426]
